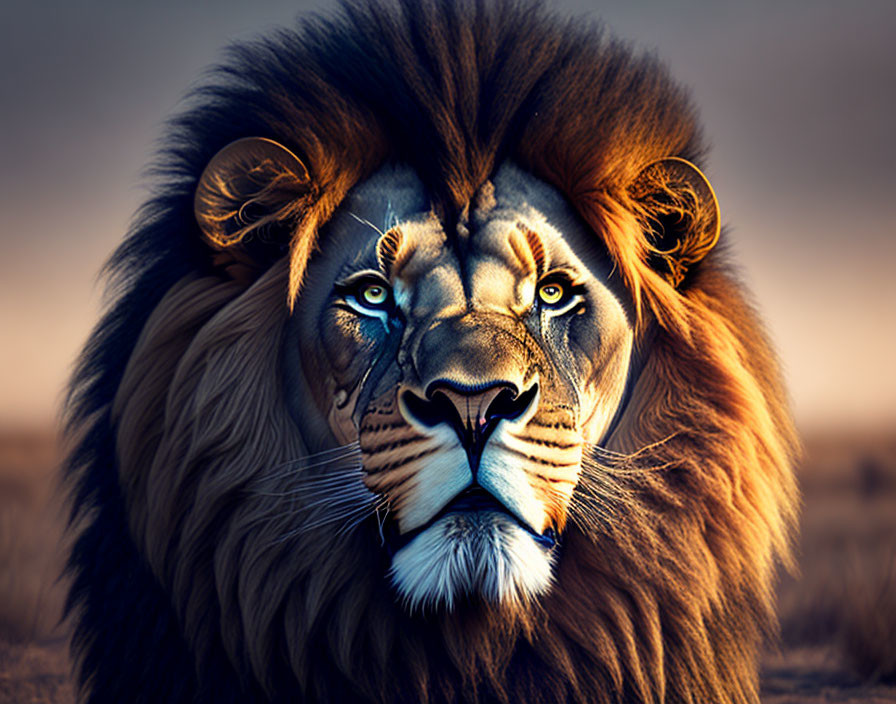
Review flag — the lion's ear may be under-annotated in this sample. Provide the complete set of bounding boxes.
[629,157,720,288]
[194,137,312,268]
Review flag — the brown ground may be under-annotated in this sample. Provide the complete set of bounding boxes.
[762,431,896,703]
[1,428,894,703]
[0,431,73,704]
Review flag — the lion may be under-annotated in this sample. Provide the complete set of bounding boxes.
[63,1,798,703]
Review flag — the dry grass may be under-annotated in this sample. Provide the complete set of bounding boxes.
[838,552,896,683]
[0,430,73,703]
[0,426,894,702]
[763,431,896,701]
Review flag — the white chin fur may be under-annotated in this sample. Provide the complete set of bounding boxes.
[390,512,555,612]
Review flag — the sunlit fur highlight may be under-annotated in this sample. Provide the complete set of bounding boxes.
[63,2,799,703]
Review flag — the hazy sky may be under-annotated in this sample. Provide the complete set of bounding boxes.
[1,0,894,430]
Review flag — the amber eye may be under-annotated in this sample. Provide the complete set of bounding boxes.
[360,282,389,306]
[336,273,398,318]
[537,281,566,306]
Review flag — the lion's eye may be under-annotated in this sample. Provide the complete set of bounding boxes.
[538,282,565,305]
[338,274,396,316]
[535,272,583,313]
[361,283,389,306]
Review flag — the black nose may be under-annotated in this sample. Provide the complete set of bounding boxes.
[402,381,537,474]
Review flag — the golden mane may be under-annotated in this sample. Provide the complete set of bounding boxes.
[64,2,798,702]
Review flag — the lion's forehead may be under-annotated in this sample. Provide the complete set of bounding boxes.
[335,161,592,310]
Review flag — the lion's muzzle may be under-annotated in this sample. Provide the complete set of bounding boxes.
[401,381,538,474]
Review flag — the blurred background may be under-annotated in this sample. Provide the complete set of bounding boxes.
[0,1,893,701]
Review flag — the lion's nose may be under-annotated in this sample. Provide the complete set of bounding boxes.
[401,381,537,473]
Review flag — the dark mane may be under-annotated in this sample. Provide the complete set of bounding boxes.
[64,2,795,703]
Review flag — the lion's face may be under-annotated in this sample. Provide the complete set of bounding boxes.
[289,163,634,609]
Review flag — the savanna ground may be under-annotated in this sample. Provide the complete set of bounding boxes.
[1,429,894,703]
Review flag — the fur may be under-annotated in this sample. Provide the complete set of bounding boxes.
[390,512,556,611]
[63,1,798,703]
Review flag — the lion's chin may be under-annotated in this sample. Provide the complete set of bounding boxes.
[389,511,555,612]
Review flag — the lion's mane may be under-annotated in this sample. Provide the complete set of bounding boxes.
[64,1,798,703]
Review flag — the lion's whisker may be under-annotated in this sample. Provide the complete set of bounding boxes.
[262,443,363,479]
[267,494,387,545]
[348,211,386,237]
[248,446,388,544]
[562,451,661,538]
[268,508,368,540]
[261,457,362,481]
[294,490,374,511]
[252,467,368,497]
[268,451,361,479]
[580,446,673,476]
[337,497,390,538]
[374,503,391,546]
[583,432,679,464]
[278,440,361,461]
